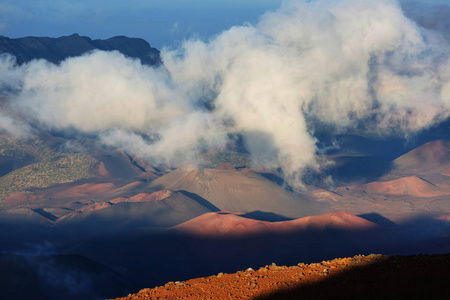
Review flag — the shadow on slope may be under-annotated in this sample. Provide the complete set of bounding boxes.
[258,253,450,300]
[58,191,217,236]
[242,211,293,222]
[256,172,294,192]
[326,156,394,184]
[67,213,449,289]
[0,156,34,177]
[177,190,220,212]
[0,254,137,300]
[147,167,325,219]
[358,212,397,228]
[0,208,56,252]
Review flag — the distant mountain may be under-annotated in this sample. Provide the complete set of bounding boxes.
[0,34,161,65]
[393,139,450,175]
[147,167,325,219]
[340,176,447,198]
[173,211,378,238]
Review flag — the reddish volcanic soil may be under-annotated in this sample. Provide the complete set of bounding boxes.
[173,211,378,238]
[394,139,450,174]
[54,182,116,198]
[110,253,450,300]
[340,175,446,197]
[109,190,173,204]
[4,193,37,206]
[57,190,175,221]
[96,161,110,176]
[147,167,323,218]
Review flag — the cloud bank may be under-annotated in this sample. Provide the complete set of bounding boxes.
[1,0,449,184]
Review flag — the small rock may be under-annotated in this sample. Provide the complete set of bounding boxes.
[258,267,268,272]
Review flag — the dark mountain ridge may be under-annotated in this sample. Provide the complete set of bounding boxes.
[0,34,161,66]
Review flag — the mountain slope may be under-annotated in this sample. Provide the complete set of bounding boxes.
[0,254,137,300]
[148,167,324,219]
[393,139,450,174]
[58,190,218,235]
[0,34,160,65]
[342,176,446,198]
[0,135,98,200]
[109,253,450,300]
[173,211,378,238]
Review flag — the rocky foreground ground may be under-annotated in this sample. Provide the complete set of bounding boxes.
[111,252,450,300]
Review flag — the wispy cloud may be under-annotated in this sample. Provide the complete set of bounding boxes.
[170,22,179,35]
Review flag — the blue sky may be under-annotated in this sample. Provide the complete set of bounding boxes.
[0,0,283,49]
[0,0,447,49]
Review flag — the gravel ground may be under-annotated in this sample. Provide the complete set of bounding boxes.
[110,253,450,300]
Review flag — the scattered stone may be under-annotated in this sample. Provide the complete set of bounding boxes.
[109,253,450,300]
[258,267,268,272]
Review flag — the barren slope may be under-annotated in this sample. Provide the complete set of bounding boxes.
[58,190,218,234]
[173,211,378,238]
[148,167,323,219]
[110,253,450,300]
[394,139,450,174]
[340,175,447,197]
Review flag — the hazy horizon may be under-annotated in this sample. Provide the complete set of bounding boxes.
[1,0,448,49]
[0,0,284,49]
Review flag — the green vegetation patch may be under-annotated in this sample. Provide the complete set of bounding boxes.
[0,134,99,202]
[0,136,56,161]
[0,153,97,200]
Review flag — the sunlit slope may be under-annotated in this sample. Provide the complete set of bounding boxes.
[0,135,98,200]
[58,190,218,234]
[394,140,450,174]
[173,211,378,238]
[148,167,325,219]
[343,176,447,198]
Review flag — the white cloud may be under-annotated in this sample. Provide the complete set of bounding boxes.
[1,0,449,185]
[161,0,450,181]
[18,51,187,132]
